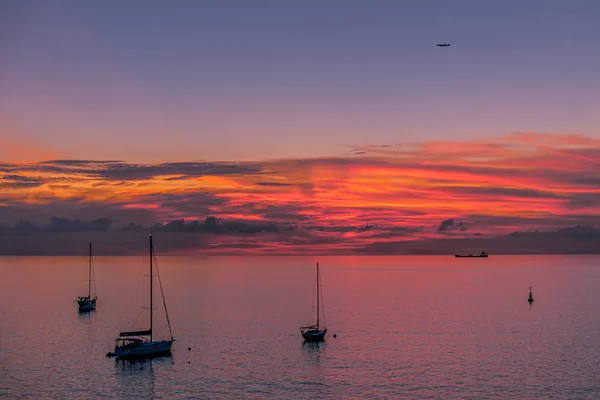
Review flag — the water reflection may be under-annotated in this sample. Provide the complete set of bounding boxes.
[301,341,325,363]
[114,356,172,399]
[77,309,95,323]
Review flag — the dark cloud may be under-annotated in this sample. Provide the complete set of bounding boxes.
[35,160,265,181]
[44,160,123,165]
[2,160,265,182]
[0,208,300,239]
[0,218,599,254]
[306,224,376,234]
[207,242,267,250]
[153,216,294,235]
[355,225,600,255]
[508,225,600,241]
[90,217,112,231]
[449,186,562,200]
[45,217,88,232]
[0,201,156,227]
[123,222,144,231]
[349,144,397,155]
[566,193,600,210]
[438,219,467,232]
[0,216,113,235]
[0,231,210,256]
[570,177,600,186]
[259,205,310,222]
[152,193,228,216]
[438,219,455,231]
[364,226,425,239]
[45,216,113,232]
[6,220,40,235]
[0,174,45,188]
[256,182,294,187]
[459,214,600,231]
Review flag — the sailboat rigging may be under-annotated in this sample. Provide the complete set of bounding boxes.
[107,234,174,359]
[301,262,328,342]
[77,242,97,312]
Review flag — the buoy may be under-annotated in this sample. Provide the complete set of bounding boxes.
[188,347,191,351]
[333,334,337,338]
[528,286,534,303]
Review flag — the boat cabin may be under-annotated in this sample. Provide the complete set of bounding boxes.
[115,337,146,351]
[301,325,319,332]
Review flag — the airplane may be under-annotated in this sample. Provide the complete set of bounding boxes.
[436,43,450,47]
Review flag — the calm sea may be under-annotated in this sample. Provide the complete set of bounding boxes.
[2,255,600,399]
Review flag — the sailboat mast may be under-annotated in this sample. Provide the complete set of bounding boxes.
[88,242,92,298]
[149,234,153,342]
[316,262,320,329]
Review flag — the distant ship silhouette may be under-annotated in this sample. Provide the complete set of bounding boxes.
[455,251,488,258]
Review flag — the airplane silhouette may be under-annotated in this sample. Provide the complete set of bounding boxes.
[436,43,450,47]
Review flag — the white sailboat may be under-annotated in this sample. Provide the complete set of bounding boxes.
[107,234,174,359]
[300,262,327,342]
[77,242,96,312]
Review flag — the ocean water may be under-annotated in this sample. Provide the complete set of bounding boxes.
[2,254,600,399]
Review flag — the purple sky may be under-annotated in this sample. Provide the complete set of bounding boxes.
[2,0,599,162]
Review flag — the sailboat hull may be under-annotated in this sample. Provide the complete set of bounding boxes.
[301,329,327,342]
[77,298,96,312]
[113,340,173,359]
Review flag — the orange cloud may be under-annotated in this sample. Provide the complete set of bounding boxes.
[1,133,599,254]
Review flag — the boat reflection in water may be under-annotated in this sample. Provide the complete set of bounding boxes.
[114,357,174,399]
[302,340,326,364]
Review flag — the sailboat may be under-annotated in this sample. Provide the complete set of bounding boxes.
[528,287,534,303]
[108,234,174,359]
[77,242,97,312]
[301,262,327,342]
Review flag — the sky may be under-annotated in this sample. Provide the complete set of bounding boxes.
[1,1,600,254]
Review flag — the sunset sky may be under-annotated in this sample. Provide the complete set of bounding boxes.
[1,1,599,254]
